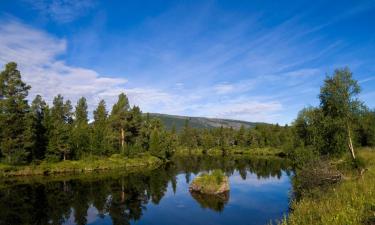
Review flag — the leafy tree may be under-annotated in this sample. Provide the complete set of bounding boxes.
[355,108,375,147]
[319,68,361,158]
[0,62,31,164]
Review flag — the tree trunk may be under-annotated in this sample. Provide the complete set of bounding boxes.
[347,123,356,160]
[63,152,66,161]
[121,128,125,152]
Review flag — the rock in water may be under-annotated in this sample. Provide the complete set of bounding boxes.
[189,170,230,195]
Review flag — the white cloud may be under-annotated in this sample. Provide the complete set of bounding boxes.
[213,83,234,94]
[0,20,174,115]
[24,0,96,23]
[190,99,283,123]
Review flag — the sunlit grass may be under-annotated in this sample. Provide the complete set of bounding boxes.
[190,169,229,194]
[280,149,375,225]
[0,153,162,177]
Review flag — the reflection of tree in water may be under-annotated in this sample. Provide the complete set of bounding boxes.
[172,155,292,180]
[190,191,230,212]
[0,155,291,225]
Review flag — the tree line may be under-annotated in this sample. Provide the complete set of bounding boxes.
[1,62,374,165]
[0,62,177,164]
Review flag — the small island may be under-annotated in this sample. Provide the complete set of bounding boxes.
[189,170,229,195]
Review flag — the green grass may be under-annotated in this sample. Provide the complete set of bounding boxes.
[175,146,286,156]
[0,153,162,177]
[280,148,375,225]
[190,169,229,194]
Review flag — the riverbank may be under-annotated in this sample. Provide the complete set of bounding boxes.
[0,154,163,177]
[175,147,286,157]
[281,148,375,225]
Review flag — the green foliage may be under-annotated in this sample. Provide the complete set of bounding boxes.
[293,68,366,159]
[189,169,228,194]
[319,68,361,156]
[46,95,73,161]
[92,100,112,155]
[26,95,48,161]
[280,150,375,225]
[355,109,375,147]
[109,93,130,153]
[0,62,31,164]
[351,155,366,170]
[71,97,90,158]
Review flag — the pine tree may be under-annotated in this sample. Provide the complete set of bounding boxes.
[92,100,111,155]
[72,97,90,158]
[235,125,247,147]
[47,95,73,161]
[149,128,160,157]
[25,95,48,161]
[0,62,31,164]
[110,93,130,153]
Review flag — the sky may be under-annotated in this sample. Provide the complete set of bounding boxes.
[0,0,374,124]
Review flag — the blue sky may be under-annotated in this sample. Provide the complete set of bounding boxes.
[0,0,374,124]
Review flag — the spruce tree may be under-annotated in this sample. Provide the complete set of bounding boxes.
[92,100,110,155]
[72,97,90,158]
[47,95,73,161]
[25,95,48,161]
[0,62,31,164]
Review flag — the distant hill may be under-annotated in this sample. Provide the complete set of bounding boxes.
[147,113,267,131]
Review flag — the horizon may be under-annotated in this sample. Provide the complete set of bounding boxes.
[1,0,374,124]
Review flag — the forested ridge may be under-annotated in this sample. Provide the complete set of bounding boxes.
[1,62,375,168]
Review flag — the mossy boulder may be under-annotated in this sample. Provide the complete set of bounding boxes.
[189,170,229,195]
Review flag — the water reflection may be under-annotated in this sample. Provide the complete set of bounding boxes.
[190,191,230,212]
[0,156,292,225]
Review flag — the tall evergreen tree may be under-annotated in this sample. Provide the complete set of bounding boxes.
[72,97,90,158]
[110,93,130,153]
[47,95,73,161]
[92,100,111,155]
[25,95,48,161]
[0,62,31,164]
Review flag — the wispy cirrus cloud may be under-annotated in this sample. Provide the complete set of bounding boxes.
[23,0,96,23]
[1,0,374,124]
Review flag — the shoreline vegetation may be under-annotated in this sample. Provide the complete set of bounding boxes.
[174,146,287,157]
[0,154,162,177]
[0,147,286,177]
[280,148,375,225]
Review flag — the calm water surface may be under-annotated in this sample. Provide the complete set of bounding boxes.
[0,156,293,225]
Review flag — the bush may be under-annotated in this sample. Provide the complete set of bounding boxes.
[211,169,224,184]
[288,146,319,168]
[352,156,366,170]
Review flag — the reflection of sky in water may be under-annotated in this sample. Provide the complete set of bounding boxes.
[85,170,291,225]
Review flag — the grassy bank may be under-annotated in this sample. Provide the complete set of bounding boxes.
[280,149,375,225]
[175,147,286,157]
[0,154,163,177]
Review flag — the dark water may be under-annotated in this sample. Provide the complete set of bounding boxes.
[0,156,293,225]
